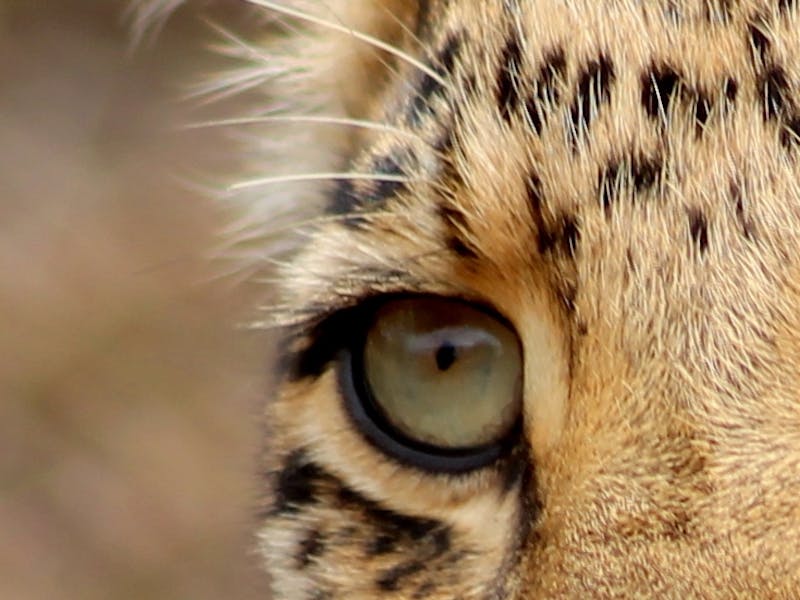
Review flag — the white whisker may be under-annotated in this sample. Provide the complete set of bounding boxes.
[244,0,448,90]
[204,19,273,63]
[229,172,416,191]
[184,115,415,139]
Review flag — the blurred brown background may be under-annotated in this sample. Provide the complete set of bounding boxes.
[0,1,272,598]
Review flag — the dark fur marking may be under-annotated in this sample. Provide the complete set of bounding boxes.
[560,215,581,257]
[377,560,426,591]
[367,533,398,556]
[599,152,663,215]
[407,32,463,126]
[501,450,528,494]
[273,450,326,514]
[781,116,800,148]
[413,581,437,599]
[337,485,443,541]
[535,214,580,257]
[687,208,709,253]
[447,235,479,258]
[497,36,524,122]
[778,0,796,12]
[577,319,589,336]
[328,179,367,228]
[526,173,555,253]
[641,63,682,119]
[439,204,479,258]
[730,180,757,240]
[724,78,739,103]
[363,153,408,204]
[296,528,326,568]
[569,54,616,142]
[502,447,542,591]
[748,16,771,63]
[434,126,454,155]
[562,282,577,313]
[525,48,567,134]
[283,311,351,382]
[372,528,452,591]
[759,65,791,120]
[599,160,621,215]
[694,88,712,130]
[537,228,557,254]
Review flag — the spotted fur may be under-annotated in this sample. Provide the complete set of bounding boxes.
[138,0,800,597]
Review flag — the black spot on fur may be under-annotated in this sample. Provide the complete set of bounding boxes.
[748,17,771,63]
[497,36,524,121]
[367,534,398,556]
[687,208,709,253]
[296,529,326,568]
[562,282,577,313]
[413,581,437,598]
[632,153,664,190]
[722,77,739,116]
[730,180,756,240]
[526,173,552,251]
[501,449,528,494]
[407,32,463,125]
[778,0,797,12]
[759,65,792,120]
[524,48,567,134]
[273,450,326,514]
[599,152,663,215]
[364,153,408,203]
[536,228,556,254]
[435,32,462,76]
[641,63,682,119]
[337,485,443,542]
[448,236,479,258]
[326,150,413,225]
[536,214,580,257]
[560,216,581,257]
[599,161,621,215]
[724,78,739,103]
[377,560,427,591]
[694,88,712,130]
[577,319,589,336]
[328,179,359,220]
[282,313,348,382]
[781,116,800,148]
[434,126,454,155]
[439,204,479,258]
[569,54,616,142]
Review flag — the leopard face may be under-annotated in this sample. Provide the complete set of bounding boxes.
[139,0,800,597]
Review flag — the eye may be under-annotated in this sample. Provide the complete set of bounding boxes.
[341,296,523,472]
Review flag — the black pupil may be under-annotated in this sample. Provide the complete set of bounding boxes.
[435,342,457,371]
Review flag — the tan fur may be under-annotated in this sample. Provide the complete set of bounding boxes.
[139,0,800,596]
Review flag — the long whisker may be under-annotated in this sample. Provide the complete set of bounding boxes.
[244,0,448,91]
[229,172,417,192]
[204,19,273,63]
[184,115,416,139]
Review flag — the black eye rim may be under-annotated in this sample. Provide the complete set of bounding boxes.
[337,295,523,474]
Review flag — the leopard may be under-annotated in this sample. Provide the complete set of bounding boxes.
[135,0,800,597]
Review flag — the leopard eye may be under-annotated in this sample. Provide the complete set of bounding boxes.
[342,297,523,472]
